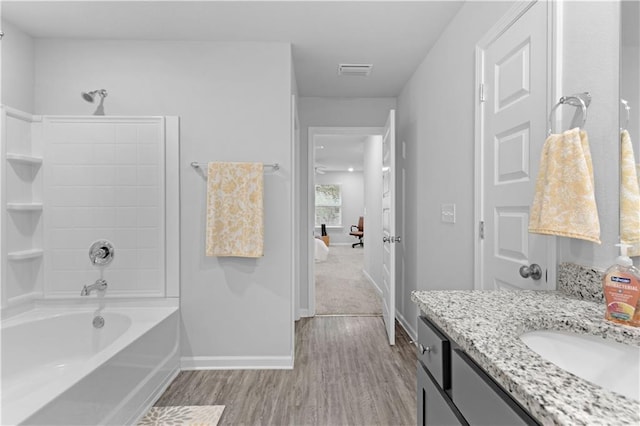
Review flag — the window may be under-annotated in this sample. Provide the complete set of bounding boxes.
[315,184,342,227]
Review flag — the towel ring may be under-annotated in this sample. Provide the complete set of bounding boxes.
[621,98,630,131]
[547,92,591,135]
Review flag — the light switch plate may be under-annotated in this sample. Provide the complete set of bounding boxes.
[441,203,456,223]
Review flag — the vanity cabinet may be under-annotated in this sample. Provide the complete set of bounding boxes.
[417,315,539,426]
[417,314,451,389]
[417,359,464,426]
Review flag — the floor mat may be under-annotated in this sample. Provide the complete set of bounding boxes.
[139,405,224,425]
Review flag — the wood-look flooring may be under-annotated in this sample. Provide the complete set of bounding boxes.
[156,316,417,425]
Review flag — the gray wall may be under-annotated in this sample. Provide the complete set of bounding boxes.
[297,97,396,314]
[31,39,294,366]
[1,20,35,113]
[396,1,515,336]
[622,44,639,154]
[558,1,621,268]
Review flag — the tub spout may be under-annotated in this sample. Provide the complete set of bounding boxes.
[81,279,108,296]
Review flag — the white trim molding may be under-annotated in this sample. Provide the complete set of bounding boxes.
[396,310,417,343]
[362,268,382,295]
[165,116,181,298]
[298,308,312,318]
[180,355,294,370]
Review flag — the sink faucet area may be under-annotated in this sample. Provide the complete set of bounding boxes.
[520,330,640,401]
[80,279,108,296]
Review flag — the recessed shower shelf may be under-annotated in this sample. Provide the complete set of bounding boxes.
[7,202,43,211]
[7,249,43,261]
[6,153,43,165]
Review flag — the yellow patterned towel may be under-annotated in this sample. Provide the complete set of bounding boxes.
[620,130,640,256]
[206,162,264,257]
[529,128,601,243]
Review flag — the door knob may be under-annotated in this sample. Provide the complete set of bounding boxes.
[383,236,401,243]
[519,264,542,280]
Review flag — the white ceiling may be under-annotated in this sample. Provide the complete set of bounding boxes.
[2,0,464,97]
[314,134,368,172]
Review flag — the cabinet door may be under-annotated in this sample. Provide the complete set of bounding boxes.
[452,350,537,426]
[418,361,464,426]
[417,316,451,389]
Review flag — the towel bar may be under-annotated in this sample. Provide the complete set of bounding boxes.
[547,92,591,135]
[190,162,280,171]
[621,98,630,131]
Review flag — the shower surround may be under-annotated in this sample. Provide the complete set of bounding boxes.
[0,106,180,424]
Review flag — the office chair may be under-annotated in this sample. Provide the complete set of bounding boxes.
[350,216,364,248]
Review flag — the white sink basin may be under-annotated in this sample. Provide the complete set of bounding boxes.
[520,330,640,401]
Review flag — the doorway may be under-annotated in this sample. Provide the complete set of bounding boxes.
[307,127,384,317]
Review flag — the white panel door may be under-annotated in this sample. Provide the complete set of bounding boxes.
[478,1,553,290]
[382,110,396,345]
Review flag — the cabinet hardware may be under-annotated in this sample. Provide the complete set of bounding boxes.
[419,343,432,354]
[519,264,542,280]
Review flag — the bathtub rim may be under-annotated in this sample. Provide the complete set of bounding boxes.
[1,299,179,425]
[1,296,179,322]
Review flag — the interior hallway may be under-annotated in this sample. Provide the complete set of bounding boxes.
[315,245,382,315]
[156,317,417,425]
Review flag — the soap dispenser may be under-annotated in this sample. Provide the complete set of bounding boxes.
[603,244,640,327]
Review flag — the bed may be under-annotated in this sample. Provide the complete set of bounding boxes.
[314,237,329,262]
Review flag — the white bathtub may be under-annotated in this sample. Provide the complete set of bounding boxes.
[1,304,179,425]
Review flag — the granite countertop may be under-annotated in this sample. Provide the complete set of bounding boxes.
[411,290,640,426]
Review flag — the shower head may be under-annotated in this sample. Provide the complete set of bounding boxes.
[81,89,108,103]
[81,89,108,115]
[82,92,95,102]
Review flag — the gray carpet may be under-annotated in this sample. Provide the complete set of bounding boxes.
[315,245,382,315]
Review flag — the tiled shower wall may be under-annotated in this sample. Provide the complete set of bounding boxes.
[43,117,166,297]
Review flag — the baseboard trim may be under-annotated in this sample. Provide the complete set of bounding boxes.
[361,269,415,343]
[298,308,312,318]
[362,269,383,295]
[180,355,294,370]
[396,311,417,343]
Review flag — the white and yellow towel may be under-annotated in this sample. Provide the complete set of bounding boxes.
[529,128,601,243]
[206,162,264,258]
[620,129,640,256]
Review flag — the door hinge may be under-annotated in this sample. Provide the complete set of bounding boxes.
[479,83,486,103]
[479,221,485,239]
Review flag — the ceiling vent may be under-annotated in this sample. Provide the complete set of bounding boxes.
[338,64,373,77]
